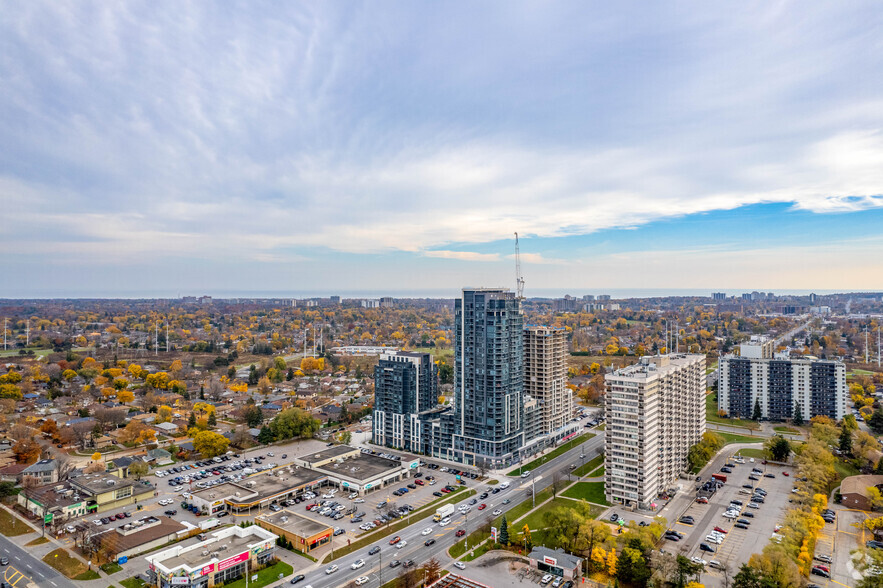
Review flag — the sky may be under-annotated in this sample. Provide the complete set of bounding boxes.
[2,2,883,298]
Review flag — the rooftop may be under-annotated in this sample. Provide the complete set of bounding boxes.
[609,353,704,381]
[23,459,56,473]
[298,445,358,463]
[223,468,327,506]
[841,475,883,496]
[71,472,151,495]
[95,516,185,556]
[147,525,277,575]
[528,546,583,569]
[257,509,331,539]
[315,453,402,481]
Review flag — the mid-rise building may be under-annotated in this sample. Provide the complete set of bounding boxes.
[373,352,438,452]
[604,354,706,509]
[718,351,847,421]
[523,326,571,436]
[712,292,727,301]
[452,288,524,467]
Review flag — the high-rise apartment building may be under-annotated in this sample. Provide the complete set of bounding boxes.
[373,352,438,452]
[452,288,524,467]
[712,292,727,300]
[604,354,706,509]
[523,326,571,436]
[718,351,846,421]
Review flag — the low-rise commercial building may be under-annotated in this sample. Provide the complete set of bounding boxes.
[255,509,332,553]
[295,446,418,495]
[92,515,188,561]
[190,468,329,514]
[528,546,583,580]
[18,473,154,522]
[146,525,278,588]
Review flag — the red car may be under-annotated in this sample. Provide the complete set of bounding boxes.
[415,480,424,486]
[440,488,450,493]
[696,497,708,504]
[477,504,487,511]
[389,536,401,545]
[713,526,728,534]
[783,472,790,477]
[456,529,465,537]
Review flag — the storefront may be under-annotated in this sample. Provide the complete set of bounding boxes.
[528,547,582,581]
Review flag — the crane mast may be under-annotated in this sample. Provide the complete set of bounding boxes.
[514,232,525,300]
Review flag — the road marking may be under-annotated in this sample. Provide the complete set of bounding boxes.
[50,581,58,586]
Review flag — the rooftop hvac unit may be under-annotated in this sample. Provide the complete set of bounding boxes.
[55,485,65,491]
[210,552,220,558]
[201,550,209,556]
[219,544,228,551]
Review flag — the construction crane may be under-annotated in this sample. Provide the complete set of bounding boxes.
[514,232,525,300]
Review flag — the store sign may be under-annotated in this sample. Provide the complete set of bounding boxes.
[409,461,419,469]
[364,483,373,490]
[217,551,249,572]
[200,564,215,576]
[543,556,557,566]
[170,577,189,585]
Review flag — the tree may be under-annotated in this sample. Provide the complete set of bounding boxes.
[842,414,859,432]
[269,408,320,441]
[522,524,532,552]
[498,515,509,546]
[53,454,76,481]
[258,425,274,444]
[207,411,217,428]
[188,412,197,428]
[13,438,41,464]
[258,376,272,395]
[752,398,762,421]
[244,405,263,428]
[867,486,883,511]
[855,431,881,464]
[675,555,704,588]
[840,426,853,456]
[192,430,230,458]
[117,389,134,404]
[128,461,149,480]
[606,548,618,576]
[423,558,441,584]
[764,436,791,462]
[870,408,883,434]
[618,546,651,585]
[792,403,804,426]
[875,457,883,475]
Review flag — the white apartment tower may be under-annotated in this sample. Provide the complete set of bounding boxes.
[604,354,706,509]
[523,326,571,436]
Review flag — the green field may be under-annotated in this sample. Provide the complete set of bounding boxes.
[587,466,604,477]
[773,426,800,434]
[222,561,293,588]
[120,578,146,588]
[562,482,609,506]
[519,498,602,531]
[834,459,860,481]
[718,432,764,445]
[0,508,32,537]
[736,448,766,459]
[508,433,595,476]
[573,454,605,477]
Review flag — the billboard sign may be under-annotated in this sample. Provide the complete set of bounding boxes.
[217,551,249,572]
[200,564,215,576]
[543,556,558,566]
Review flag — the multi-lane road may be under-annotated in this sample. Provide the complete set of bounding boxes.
[298,434,604,587]
[0,532,76,588]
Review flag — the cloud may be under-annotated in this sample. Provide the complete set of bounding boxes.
[424,250,501,262]
[0,2,882,293]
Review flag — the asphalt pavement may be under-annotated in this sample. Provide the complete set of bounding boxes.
[0,532,77,588]
[298,434,604,588]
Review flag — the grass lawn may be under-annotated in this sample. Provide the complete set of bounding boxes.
[0,508,32,537]
[587,466,604,478]
[462,540,495,561]
[573,454,605,477]
[834,459,861,481]
[562,482,610,506]
[25,536,49,546]
[74,570,101,580]
[328,488,476,561]
[595,423,606,431]
[101,562,123,574]
[736,448,767,459]
[44,548,91,579]
[773,426,799,434]
[449,528,491,558]
[222,561,293,588]
[508,434,595,476]
[120,578,146,588]
[519,498,600,531]
[0,348,54,358]
[705,392,743,426]
[487,479,498,485]
[718,432,764,445]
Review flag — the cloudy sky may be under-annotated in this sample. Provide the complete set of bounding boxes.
[2,2,882,298]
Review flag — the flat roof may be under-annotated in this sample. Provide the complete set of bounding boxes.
[162,533,255,570]
[298,445,356,463]
[71,473,148,495]
[227,468,326,506]
[316,453,401,481]
[257,509,331,539]
[192,483,246,501]
[96,516,185,555]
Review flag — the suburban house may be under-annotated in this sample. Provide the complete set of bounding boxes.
[22,459,58,485]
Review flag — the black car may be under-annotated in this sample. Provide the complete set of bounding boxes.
[333,528,345,536]
[164,510,177,516]
[810,567,830,578]
[737,519,751,525]
[403,560,415,568]
[0,557,8,566]
[561,582,574,588]
[664,534,681,542]
[764,473,775,478]
[368,546,381,555]
[679,516,694,524]
[699,543,716,553]
[734,523,749,530]
[721,467,732,473]
[101,517,111,524]
[742,484,753,489]
[290,574,305,584]
[742,512,755,518]
[433,491,443,497]
[867,540,883,550]
[425,539,436,546]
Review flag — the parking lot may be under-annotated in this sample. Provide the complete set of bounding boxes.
[662,453,797,580]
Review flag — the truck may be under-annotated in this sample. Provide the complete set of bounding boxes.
[711,473,727,483]
[433,504,455,522]
[199,518,220,531]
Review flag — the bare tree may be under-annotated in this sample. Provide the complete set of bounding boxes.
[54,454,76,481]
[720,561,733,588]
[551,470,564,498]
[424,557,442,584]
[93,406,127,431]
[397,567,419,588]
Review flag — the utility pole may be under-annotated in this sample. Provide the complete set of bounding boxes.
[155,322,158,356]
[166,322,170,353]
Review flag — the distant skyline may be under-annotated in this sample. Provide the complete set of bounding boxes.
[2,3,882,296]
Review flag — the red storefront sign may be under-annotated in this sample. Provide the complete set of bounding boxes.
[217,551,249,572]
[200,564,215,576]
[543,556,557,566]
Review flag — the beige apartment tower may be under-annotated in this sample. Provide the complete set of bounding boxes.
[523,326,571,436]
[604,353,706,509]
